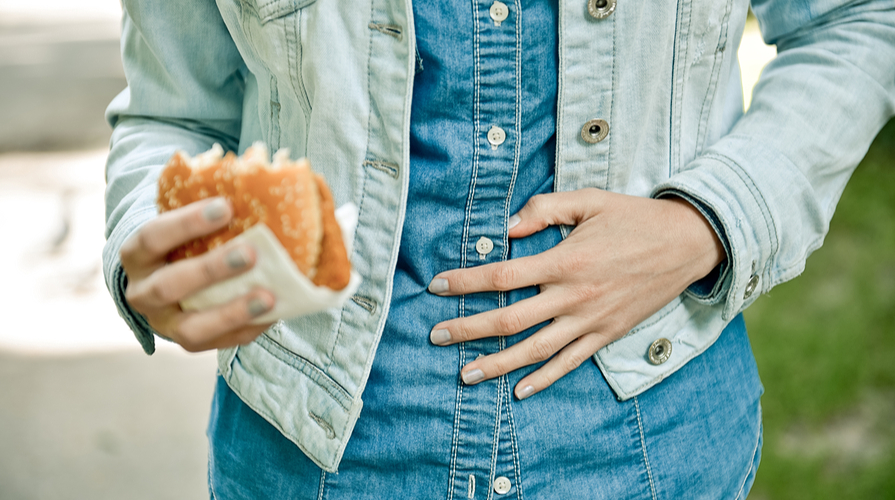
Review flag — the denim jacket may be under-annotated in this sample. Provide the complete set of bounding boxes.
[104,0,895,472]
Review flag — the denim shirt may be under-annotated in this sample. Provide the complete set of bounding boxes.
[104,0,895,472]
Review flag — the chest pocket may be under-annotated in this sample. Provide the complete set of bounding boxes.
[238,0,317,24]
[219,0,317,150]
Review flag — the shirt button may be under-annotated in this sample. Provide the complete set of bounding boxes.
[493,476,512,495]
[580,118,609,144]
[647,338,672,365]
[743,274,760,299]
[490,1,509,25]
[587,0,617,19]
[476,236,494,257]
[487,126,506,149]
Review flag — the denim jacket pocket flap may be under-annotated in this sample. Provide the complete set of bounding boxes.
[239,0,317,24]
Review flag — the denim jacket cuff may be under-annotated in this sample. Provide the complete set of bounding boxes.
[102,204,162,355]
[653,189,731,305]
[651,148,777,321]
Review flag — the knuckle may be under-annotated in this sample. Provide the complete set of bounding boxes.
[199,256,220,283]
[147,280,177,305]
[560,352,587,374]
[527,194,550,213]
[528,336,555,362]
[496,309,524,335]
[489,265,518,290]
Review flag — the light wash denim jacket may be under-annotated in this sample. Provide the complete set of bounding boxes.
[104,0,895,472]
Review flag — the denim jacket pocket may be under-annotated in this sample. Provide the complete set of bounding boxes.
[237,0,318,24]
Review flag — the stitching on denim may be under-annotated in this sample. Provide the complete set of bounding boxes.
[447,342,466,500]
[368,22,404,41]
[634,397,659,500]
[605,0,617,190]
[669,0,694,176]
[552,2,564,196]
[734,405,762,500]
[461,0,483,278]
[223,373,341,473]
[317,470,326,500]
[208,446,218,500]
[286,9,313,122]
[501,336,525,500]
[351,294,377,313]
[501,0,522,269]
[694,0,732,154]
[257,333,353,407]
[488,375,504,500]
[363,159,399,178]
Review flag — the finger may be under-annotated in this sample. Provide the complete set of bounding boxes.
[125,241,257,310]
[180,323,273,353]
[507,189,605,239]
[513,332,608,400]
[458,319,575,385]
[428,254,558,296]
[120,197,232,271]
[163,288,275,352]
[429,293,560,345]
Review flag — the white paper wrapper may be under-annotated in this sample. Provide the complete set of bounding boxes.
[180,204,361,324]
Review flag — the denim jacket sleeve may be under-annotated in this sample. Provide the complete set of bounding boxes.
[653,0,895,321]
[103,0,247,354]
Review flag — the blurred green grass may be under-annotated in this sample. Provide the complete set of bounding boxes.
[746,118,895,499]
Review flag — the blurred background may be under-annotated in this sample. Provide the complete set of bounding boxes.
[0,1,891,499]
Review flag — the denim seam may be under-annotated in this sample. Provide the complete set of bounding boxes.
[502,0,522,261]
[668,0,693,176]
[633,396,659,500]
[501,344,525,500]
[694,0,732,154]
[447,342,467,500]
[487,375,504,500]
[208,448,218,500]
[258,333,353,407]
[605,0,617,190]
[462,0,483,276]
[316,470,326,500]
[733,404,762,500]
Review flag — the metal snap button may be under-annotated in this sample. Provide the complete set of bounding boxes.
[647,338,672,365]
[490,1,509,25]
[580,119,609,144]
[743,274,759,299]
[587,0,616,19]
[493,476,512,495]
[476,236,494,258]
[487,126,506,148]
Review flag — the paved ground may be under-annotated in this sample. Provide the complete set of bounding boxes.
[0,2,775,499]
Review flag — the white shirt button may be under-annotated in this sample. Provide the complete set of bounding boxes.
[493,476,512,495]
[490,1,509,25]
[476,237,494,258]
[487,126,506,149]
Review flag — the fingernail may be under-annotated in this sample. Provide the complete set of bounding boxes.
[508,214,521,230]
[430,328,451,346]
[203,198,229,221]
[428,278,449,294]
[225,246,251,269]
[462,368,484,385]
[248,297,271,317]
[516,385,535,400]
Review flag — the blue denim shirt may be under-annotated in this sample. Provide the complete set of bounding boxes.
[104,0,895,472]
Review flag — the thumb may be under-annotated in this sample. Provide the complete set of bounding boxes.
[508,189,604,238]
